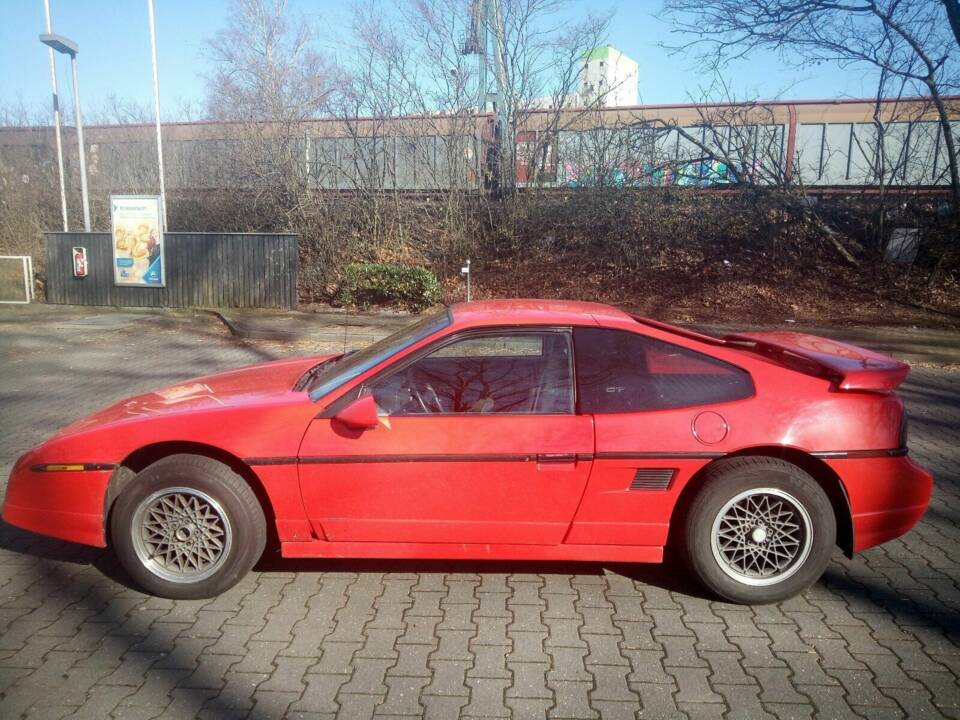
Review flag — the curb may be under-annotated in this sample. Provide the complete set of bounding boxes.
[200,309,245,338]
[199,308,299,341]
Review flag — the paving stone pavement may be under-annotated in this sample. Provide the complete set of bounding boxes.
[0,307,958,719]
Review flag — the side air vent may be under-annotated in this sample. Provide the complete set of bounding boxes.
[630,468,675,491]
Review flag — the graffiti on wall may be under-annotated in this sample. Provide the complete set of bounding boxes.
[516,123,771,188]
[558,158,757,188]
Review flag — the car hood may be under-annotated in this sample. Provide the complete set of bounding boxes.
[55,354,335,437]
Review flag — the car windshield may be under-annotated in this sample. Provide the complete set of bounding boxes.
[307,308,452,402]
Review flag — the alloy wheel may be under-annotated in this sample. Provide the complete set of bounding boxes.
[710,487,813,587]
[131,487,233,584]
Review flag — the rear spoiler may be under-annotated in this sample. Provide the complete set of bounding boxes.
[722,331,909,392]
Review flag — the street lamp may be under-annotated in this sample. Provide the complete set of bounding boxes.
[42,0,68,232]
[147,0,168,229]
[40,31,91,232]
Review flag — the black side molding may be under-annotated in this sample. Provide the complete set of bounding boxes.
[810,448,908,459]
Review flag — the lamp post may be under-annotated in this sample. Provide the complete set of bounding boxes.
[39,32,91,232]
[42,0,68,231]
[147,0,167,229]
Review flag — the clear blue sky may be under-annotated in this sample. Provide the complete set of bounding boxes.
[0,0,882,123]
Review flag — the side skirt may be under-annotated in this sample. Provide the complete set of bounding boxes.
[281,540,663,563]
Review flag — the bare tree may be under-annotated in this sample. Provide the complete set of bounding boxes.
[85,95,153,125]
[0,97,49,127]
[488,0,612,190]
[317,0,485,268]
[662,0,960,226]
[648,86,862,264]
[943,0,960,49]
[169,97,206,123]
[203,0,337,227]
[205,0,333,122]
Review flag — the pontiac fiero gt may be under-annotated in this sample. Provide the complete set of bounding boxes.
[3,300,932,603]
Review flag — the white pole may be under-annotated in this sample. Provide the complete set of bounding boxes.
[147,0,167,229]
[22,256,31,302]
[462,259,472,302]
[43,0,68,231]
[70,52,91,232]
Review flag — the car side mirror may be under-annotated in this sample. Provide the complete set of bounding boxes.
[334,394,380,430]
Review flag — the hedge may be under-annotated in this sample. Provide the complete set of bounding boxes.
[335,262,442,312]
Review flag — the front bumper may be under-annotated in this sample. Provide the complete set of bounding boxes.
[2,456,112,547]
[826,455,933,553]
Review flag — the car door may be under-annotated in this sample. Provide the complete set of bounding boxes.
[298,328,594,545]
[566,326,756,547]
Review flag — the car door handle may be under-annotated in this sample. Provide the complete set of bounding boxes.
[537,453,577,464]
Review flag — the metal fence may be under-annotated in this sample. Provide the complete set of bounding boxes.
[46,232,298,309]
[0,256,33,303]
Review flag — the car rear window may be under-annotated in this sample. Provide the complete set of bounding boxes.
[574,327,754,413]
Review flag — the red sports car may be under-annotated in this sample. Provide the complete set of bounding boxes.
[3,300,932,603]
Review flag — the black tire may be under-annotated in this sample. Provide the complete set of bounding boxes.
[682,457,835,605]
[110,454,266,599]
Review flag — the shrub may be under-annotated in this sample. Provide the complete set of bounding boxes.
[335,262,442,311]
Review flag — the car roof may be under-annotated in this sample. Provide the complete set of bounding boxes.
[449,299,633,327]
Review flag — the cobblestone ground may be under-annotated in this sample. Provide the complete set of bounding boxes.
[0,308,958,719]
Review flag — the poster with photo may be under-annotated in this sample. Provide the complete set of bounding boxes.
[110,195,165,286]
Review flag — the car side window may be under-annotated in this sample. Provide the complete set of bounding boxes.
[369,331,574,416]
[574,327,754,413]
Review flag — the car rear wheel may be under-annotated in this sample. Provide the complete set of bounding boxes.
[111,454,266,599]
[682,457,835,604]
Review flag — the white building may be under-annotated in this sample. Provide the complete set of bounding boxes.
[579,45,639,107]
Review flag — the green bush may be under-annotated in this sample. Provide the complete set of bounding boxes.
[335,262,442,312]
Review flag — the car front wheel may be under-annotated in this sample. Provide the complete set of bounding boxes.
[111,454,266,599]
[683,456,836,604]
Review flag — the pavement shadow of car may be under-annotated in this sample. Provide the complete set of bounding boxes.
[253,549,717,600]
[6,517,960,650]
[0,520,105,566]
[0,520,144,593]
[609,557,714,599]
[0,514,711,602]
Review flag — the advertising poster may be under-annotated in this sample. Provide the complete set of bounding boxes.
[110,195,165,286]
